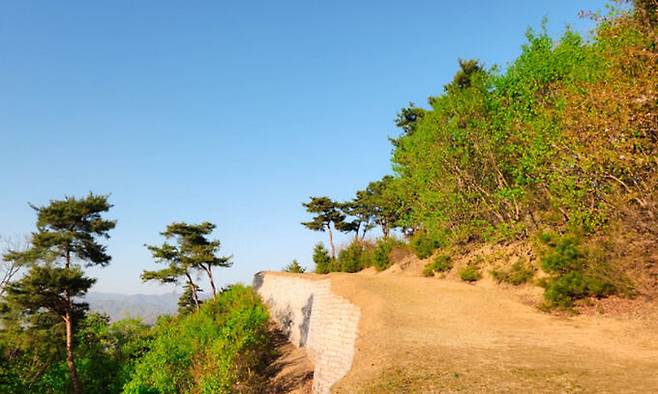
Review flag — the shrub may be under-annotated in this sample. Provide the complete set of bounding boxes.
[422,255,453,277]
[373,238,404,271]
[410,230,446,259]
[312,243,333,274]
[283,259,306,273]
[459,264,481,282]
[538,232,618,308]
[123,285,272,393]
[491,260,536,285]
[539,233,585,274]
[542,271,589,308]
[337,241,373,273]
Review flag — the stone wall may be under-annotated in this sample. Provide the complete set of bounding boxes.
[253,272,360,394]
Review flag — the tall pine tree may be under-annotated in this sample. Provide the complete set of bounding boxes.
[2,193,115,394]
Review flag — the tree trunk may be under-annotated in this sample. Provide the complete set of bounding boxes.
[63,249,82,394]
[327,227,336,259]
[205,264,217,297]
[64,309,82,394]
[185,273,201,310]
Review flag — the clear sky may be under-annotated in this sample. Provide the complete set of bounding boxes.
[1,1,608,294]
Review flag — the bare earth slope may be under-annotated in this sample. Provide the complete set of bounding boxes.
[322,272,658,393]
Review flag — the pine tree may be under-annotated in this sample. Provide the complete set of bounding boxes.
[301,197,345,258]
[142,221,231,308]
[362,176,405,238]
[283,259,306,273]
[339,196,376,241]
[2,193,115,394]
[312,243,333,274]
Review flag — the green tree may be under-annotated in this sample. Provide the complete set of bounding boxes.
[301,197,345,258]
[337,197,375,240]
[2,193,115,394]
[283,259,306,273]
[362,176,404,238]
[142,221,232,309]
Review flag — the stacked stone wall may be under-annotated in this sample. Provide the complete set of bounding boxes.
[253,273,360,394]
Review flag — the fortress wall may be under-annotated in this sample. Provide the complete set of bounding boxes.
[253,272,360,394]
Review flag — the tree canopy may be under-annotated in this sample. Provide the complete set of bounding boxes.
[301,196,345,258]
[142,221,232,310]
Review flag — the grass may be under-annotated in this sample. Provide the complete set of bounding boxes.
[459,264,481,282]
[422,255,453,277]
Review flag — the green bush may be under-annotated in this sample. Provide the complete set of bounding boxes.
[373,238,405,271]
[459,265,481,282]
[422,254,453,277]
[539,233,585,274]
[123,285,272,393]
[312,243,333,274]
[538,232,617,308]
[491,260,536,285]
[410,231,446,259]
[337,241,373,273]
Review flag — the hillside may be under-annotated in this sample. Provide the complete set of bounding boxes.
[300,1,658,312]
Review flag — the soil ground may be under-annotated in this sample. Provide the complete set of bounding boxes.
[265,326,314,393]
[323,270,658,393]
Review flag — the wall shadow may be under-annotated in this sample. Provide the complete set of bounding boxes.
[252,271,264,291]
[298,294,313,347]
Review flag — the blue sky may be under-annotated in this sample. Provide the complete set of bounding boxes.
[1,1,607,294]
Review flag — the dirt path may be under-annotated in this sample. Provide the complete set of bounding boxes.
[324,272,658,393]
[265,326,314,393]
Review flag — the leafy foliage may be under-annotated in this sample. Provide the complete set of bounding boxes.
[302,4,657,306]
[0,312,149,394]
[372,237,405,271]
[389,7,656,247]
[2,285,271,394]
[336,241,373,273]
[409,231,446,259]
[123,285,271,394]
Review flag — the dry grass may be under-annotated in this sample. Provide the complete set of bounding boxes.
[326,272,658,393]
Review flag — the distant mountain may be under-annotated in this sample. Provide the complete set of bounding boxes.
[85,292,179,324]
